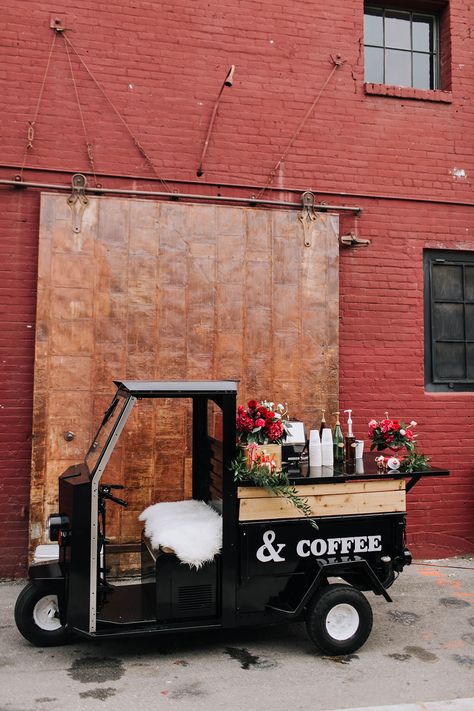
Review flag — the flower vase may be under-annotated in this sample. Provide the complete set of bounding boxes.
[387,445,406,455]
[241,443,282,471]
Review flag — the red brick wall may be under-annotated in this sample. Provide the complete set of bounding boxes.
[1,0,473,575]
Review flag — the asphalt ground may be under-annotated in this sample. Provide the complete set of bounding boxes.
[1,558,473,711]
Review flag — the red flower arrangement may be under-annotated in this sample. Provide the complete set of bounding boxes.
[368,417,417,452]
[236,399,288,445]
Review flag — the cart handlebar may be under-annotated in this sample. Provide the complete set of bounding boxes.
[98,484,128,508]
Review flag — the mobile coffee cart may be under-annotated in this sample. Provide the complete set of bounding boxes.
[15,380,449,654]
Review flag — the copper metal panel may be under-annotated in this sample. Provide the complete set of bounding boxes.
[31,194,339,553]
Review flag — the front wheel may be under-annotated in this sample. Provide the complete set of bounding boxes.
[14,583,70,647]
[306,583,373,655]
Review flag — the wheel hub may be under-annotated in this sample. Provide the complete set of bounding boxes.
[33,594,61,631]
[325,603,360,641]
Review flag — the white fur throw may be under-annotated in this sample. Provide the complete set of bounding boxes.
[139,500,222,568]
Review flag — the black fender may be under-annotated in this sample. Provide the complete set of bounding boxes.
[267,558,392,618]
[29,561,64,583]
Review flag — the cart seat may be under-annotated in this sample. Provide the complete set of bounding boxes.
[139,499,222,568]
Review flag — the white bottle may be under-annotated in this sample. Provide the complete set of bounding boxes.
[321,427,334,466]
[309,429,322,467]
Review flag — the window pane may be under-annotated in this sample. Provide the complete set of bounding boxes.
[365,46,384,84]
[364,8,384,46]
[385,10,411,50]
[433,303,464,340]
[467,344,474,379]
[385,49,411,87]
[465,266,474,301]
[466,304,474,340]
[413,15,434,52]
[434,342,465,380]
[413,52,432,90]
[432,264,463,300]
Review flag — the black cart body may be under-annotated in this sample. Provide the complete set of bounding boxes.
[16,381,449,652]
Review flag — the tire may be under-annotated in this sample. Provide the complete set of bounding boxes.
[14,582,70,647]
[306,583,373,655]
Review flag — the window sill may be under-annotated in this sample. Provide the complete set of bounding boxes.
[364,83,453,103]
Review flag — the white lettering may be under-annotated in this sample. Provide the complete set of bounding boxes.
[296,540,311,557]
[339,537,353,555]
[368,535,382,551]
[310,539,328,556]
[327,538,342,555]
[294,533,383,559]
[354,536,368,553]
[256,530,286,562]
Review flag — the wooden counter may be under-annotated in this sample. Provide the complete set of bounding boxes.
[237,456,449,522]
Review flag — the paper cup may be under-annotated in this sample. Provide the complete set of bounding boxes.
[355,440,364,459]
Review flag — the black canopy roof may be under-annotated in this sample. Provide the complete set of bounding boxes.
[113,380,239,397]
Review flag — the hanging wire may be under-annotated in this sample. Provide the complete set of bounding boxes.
[64,38,99,187]
[19,31,58,179]
[61,33,172,193]
[255,58,344,200]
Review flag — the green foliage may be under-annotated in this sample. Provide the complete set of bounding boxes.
[399,449,431,473]
[230,452,319,530]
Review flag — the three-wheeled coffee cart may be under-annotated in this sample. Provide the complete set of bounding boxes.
[15,381,449,654]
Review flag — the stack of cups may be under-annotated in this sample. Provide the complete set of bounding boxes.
[309,430,322,467]
[321,428,334,466]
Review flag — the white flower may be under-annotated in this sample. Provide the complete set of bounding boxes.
[410,420,417,427]
[400,429,406,436]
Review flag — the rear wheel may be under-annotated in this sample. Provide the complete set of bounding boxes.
[14,583,70,647]
[306,583,373,655]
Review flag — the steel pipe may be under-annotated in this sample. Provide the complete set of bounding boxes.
[0,179,362,213]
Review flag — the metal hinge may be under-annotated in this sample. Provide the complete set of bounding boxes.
[67,173,89,233]
[298,191,320,247]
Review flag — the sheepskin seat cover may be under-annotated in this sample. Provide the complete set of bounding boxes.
[139,499,222,568]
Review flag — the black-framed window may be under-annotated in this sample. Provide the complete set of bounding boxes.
[364,5,440,89]
[424,250,474,392]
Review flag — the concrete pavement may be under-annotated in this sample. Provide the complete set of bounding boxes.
[1,558,473,711]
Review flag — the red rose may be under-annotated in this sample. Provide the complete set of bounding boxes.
[238,405,245,415]
[405,429,414,440]
[236,414,254,433]
[255,418,265,428]
[247,399,259,410]
[265,420,283,441]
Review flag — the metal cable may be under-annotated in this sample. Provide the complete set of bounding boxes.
[64,39,99,187]
[19,32,57,179]
[62,33,172,193]
[256,59,343,200]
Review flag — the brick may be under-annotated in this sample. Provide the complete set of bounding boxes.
[0,0,474,575]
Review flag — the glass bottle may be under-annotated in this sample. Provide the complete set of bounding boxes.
[319,409,327,437]
[344,409,356,463]
[332,411,345,463]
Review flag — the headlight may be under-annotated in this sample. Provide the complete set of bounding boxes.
[47,513,70,542]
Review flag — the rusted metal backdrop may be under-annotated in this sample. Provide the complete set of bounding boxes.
[30,194,339,551]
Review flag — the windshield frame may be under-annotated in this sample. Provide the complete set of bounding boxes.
[84,392,130,477]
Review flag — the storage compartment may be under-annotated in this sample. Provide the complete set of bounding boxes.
[238,479,406,521]
[155,553,220,621]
